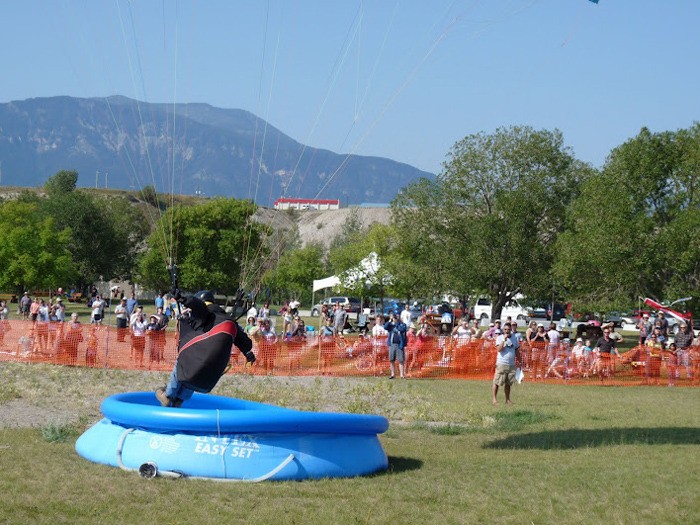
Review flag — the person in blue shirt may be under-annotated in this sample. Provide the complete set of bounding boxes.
[384,312,408,379]
[154,292,165,311]
[126,292,139,317]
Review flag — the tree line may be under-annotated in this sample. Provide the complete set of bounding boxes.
[1,123,698,319]
[0,170,268,298]
[269,124,700,318]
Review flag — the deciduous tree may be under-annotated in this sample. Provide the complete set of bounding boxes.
[137,198,269,294]
[0,200,76,294]
[329,223,396,302]
[39,180,142,289]
[394,126,589,319]
[554,124,700,313]
[262,242,327,305]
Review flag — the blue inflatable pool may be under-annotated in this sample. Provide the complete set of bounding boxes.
[75,392,389,481]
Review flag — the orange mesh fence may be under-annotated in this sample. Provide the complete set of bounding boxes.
[1,319,698,386]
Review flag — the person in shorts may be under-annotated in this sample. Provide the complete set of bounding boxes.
[493,324,522,405]
[90,295,105,325]
[19,292,32,320]
[383,312,407,379]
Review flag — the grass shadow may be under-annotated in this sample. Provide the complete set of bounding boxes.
[386,456,423,474]
[484,427,700,450]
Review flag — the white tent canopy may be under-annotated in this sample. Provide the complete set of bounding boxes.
[311,252,391,308]
[312,275,341,293]
[311,275,340,312]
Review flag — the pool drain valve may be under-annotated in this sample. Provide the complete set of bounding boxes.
[139,462,158,479]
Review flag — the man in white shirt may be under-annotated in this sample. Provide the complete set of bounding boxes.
[114,297,129,341]
[493,324,522,405]
[91,295,106,325]
[400,304,412,327]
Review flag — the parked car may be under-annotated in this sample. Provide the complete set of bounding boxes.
[472,296,530,322]
[472,298,492,321]
[602,311,625,328]
[529,302,568,323]
[377,301,424,320]
[381,300,405,315]
[310,296,361,316]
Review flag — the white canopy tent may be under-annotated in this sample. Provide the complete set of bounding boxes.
[312,276,341,293]
[311,276,340,313]
[310,252,390,309]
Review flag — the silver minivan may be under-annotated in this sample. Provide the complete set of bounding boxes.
[311,296,361,316]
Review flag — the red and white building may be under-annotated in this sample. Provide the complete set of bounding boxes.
[273,198,340,211]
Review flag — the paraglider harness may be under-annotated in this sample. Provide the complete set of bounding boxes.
[169,265,256,393]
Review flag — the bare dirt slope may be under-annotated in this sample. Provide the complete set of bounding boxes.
[255,207,392,249]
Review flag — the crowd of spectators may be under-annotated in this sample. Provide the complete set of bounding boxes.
[3,288,173,368]
[4,291,699,384]
[636,311,696,385]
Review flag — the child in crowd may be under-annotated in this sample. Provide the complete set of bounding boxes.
[667,342,678,387]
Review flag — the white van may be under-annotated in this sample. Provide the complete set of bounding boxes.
[472,295,530,322]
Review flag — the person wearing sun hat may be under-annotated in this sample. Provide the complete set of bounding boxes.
[571,337,586,374]
[20,292,32,320]
[606,322,624,345]
[53,297,66,323]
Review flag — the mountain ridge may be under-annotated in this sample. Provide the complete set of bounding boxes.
[0,96,434,205]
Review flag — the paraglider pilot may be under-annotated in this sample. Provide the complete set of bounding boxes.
[156,290,256,407]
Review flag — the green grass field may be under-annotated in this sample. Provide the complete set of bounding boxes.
[0,363,698,525]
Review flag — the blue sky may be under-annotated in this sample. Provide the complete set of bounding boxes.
[1,0,698,176]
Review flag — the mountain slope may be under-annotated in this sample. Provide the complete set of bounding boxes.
[0,96,434,205]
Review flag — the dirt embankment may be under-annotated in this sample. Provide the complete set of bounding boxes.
[255,207,392,249]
